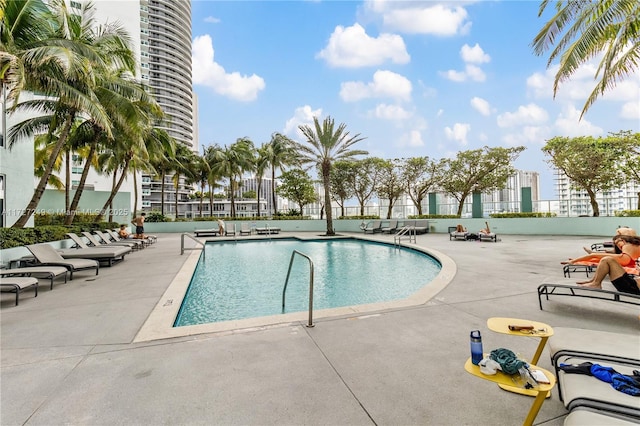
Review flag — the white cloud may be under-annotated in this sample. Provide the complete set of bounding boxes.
[340,70,412,102]
[470,97,491,116]
[192,35,265,102]
[497,103,549,127]
[283,105,323,137]
[204,16,220,24]
[441,44,489,82]
[502,126,550,146]
[465,64,486,82]
[397,130,425,148]
[370,2,472,36]
[444,122,470,145]
[554,105,603,137]
[461,43,490,63]
[621,101,640,120]
[441,64,485,82]
[316,23,410,68]
[527,63,640,103]
[371,103,413,120]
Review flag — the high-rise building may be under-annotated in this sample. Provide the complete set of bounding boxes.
[553,169,638,216]
[75,0,197,215]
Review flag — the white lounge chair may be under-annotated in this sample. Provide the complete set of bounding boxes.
[239,222,251,236]
[90,231,143,250]
[362,220,382,234]
[0,276,38,306]
[26,244,99,280]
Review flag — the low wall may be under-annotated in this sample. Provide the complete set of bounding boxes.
[144,217,639,237]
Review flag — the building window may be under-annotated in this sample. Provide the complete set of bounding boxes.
[70,1,81,9]
[72,167,83,174]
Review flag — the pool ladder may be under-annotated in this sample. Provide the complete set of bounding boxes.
[282,250,315,327]
[394,226,416,247]
[181,233,205,255]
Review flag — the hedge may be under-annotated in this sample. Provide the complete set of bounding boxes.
[1,222,119,249]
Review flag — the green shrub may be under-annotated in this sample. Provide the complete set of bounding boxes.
[408,214,459,219]
[0,223,119,249]
[615,210,640,217]
[337,215,379,220]
[489,212,557,218]
[144,211,171,222]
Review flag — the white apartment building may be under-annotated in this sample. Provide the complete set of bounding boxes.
[553,169,639,216]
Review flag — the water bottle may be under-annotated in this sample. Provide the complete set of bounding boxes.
[470,330,483,365]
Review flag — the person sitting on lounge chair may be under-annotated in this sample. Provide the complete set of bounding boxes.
[218,219,225,235]
[565,235,640,269]
[456,224,467,233]
[576,251,640,295]
[583,226,637,254]
[479,221,491,235]
[118,225,134,239]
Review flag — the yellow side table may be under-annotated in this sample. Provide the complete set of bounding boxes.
[464,358,555,426]
[486,317,553,364]
[487,317,554,397]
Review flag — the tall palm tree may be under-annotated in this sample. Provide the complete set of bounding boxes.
[171,144,196,220]
[6,0,136,227]
[209,138,255,218]
[254,143,270,217]
[193,156,211,218]
[296,116,367,235]
[265,132,297,216]
[532,0,640,118]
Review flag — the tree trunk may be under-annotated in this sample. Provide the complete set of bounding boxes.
[132,169,139,219]
[94,158,131,222]
[108,171,116,222]
[637,191,640,210]
[322,162,334,235]
[160,172,166,215]
[229,176,236,218]
[12,112,75,228]
[360,202,365,216]
[65,137,98,225]
[271,166,277,216]
[386,201,393,219]
[416,197,423,215]
[65,150,70,214]
[586,189,600,216]
[456,199,465,218]
[174,174,179,220]
[257,178,262,217]
[320,205,324,220]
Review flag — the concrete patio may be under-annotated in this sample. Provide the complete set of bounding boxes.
[1,232,638,425]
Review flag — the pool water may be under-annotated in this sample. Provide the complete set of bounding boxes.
[174,238,441,327]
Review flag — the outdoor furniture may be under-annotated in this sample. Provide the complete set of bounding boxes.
[464,358,555,426]
[25,244,99,280]
[0,266,68,290]
[0,276,38,306]
[194,229,219,237]
[239,223,251,236]
[537,282,640,310]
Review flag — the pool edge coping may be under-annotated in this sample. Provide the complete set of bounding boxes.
[133,235,457,343]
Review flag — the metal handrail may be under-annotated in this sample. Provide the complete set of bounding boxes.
[181,233,205,255]
[282,250,315,328]
[394,226,416,247]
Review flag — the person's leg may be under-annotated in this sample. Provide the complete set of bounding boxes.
[577,257,625,287]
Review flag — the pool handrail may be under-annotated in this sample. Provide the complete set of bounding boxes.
[282,250,315,328]
[181,233,205,255]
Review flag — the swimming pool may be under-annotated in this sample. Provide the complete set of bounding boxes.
[174,238,441,327]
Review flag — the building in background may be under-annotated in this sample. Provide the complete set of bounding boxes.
[553,169,639,216]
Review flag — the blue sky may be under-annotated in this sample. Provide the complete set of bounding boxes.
[190,0,640,199]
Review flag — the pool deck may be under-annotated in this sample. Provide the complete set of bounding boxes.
[1,232,638,425]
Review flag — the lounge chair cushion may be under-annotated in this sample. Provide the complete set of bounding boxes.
[558,356,640,416]
[549,328,640,364]
[564,407,640,425]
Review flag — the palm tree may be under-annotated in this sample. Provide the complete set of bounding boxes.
[296,116,367,235]
[265,132,297,216]
[209,138,255,218]
[532,0,640,118]
[171,144,196,220]
[254,143,270,217]
[193,156,211,218]
[6,0,136,227]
